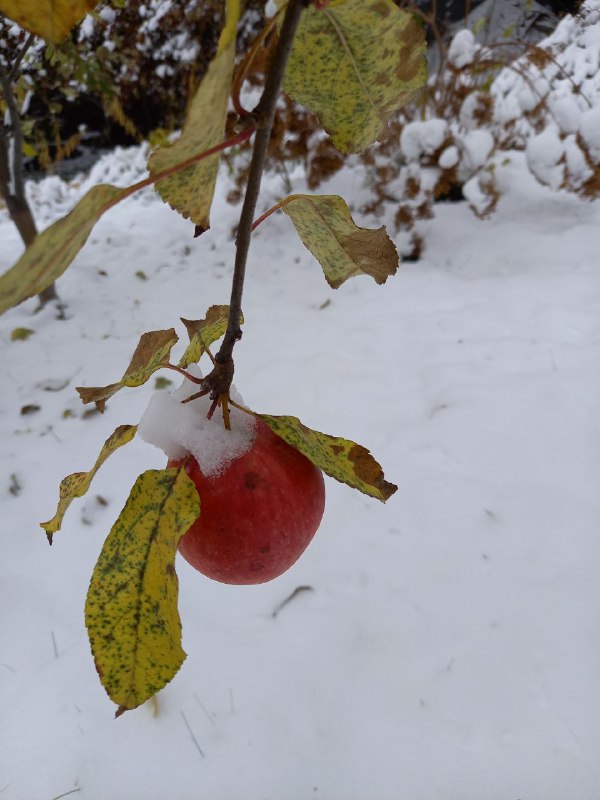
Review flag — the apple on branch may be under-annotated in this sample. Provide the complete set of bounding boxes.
[139,368,325,584]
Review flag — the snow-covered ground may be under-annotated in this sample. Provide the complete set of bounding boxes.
[1,141,599,800]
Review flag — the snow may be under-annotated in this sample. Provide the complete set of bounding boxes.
[438,144,459,169]
[526,127,565,190]
[461,170,494,215]
[138,367,258,477]
[1,7,600,795]
[447,29,476,69]
[459,129,495,172]
[1,140,598,799]
[579,105,600,159]
[400,119,448,160]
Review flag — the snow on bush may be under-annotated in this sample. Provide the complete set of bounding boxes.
[359,0,600,251]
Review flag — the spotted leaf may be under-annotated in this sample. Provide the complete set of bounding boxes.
[40,425,138,543]
[76,329,179,411]
[279,0,427,153]
[147,0,241,228]
[179,305,243,368]
[259,413,397,501]
[0,184,122,316]
[0,0,99,43]
[85,468,200,715]
[282,194,398,288]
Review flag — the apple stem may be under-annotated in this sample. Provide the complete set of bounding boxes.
[215,0,308,371]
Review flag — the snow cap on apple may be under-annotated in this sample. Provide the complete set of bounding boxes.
[138,365,258,476]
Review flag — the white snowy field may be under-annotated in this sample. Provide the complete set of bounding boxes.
[0,146,599,800]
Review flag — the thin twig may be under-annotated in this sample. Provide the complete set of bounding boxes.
[271,585,314,618]
[216,0,308,366]
[48,788,81,800]
[193,692,216,726]
[10,32,36,82]
[180,710,205,757]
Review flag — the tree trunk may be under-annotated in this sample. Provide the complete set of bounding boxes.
[0,70,58,308]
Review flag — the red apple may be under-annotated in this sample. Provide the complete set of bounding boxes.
[168,418,325,584]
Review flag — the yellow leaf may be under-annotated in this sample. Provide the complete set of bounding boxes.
[0,0,99,43]
[280,0,427,153]
[40,424,138,542]
[76,329,179,411]
[179,305,243,368]
[259,414,397,502]
[10,327,35,341]
[147,0,241,229]
[282,194,398,288]
[0,183,122,316]
[85,468,200,715]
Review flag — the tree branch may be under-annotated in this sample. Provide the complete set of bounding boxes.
[0,59,27,207]
[215,0,307,367]
[1,53,58,305]
[9,32,36,82]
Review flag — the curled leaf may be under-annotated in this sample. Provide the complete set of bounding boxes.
[259,413,397,502]
[282,194,398,288]
[40,424,138,542]
[179,305,243,368]
[280,0,427,153]
[85,468,200,714]
[76,329,178,411]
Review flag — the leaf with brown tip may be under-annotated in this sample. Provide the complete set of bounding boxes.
[76,329,179,411]
[282,194,398,288]
[259,413,397,502]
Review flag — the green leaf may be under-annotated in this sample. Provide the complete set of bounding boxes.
[0,184,122,316]
[0,0,100,43]
[179,305,243,368]
[147,0,241,229]
[280,0,427,153]
[40,424,138,542]
[85,468,200,715]
[282,194,398,288]
[259,413,397,502]
[76,329,178,411]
